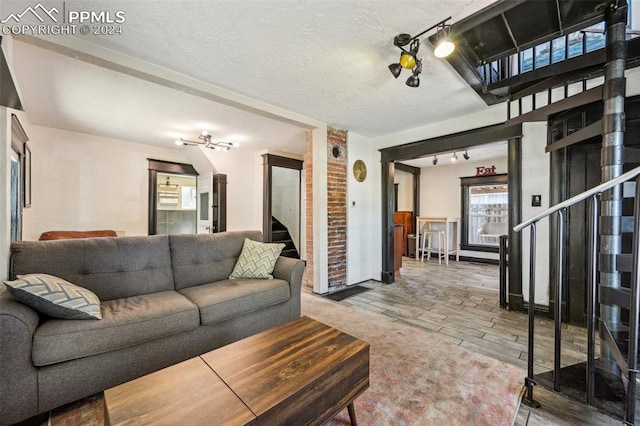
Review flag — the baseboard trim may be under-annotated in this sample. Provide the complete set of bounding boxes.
[458,256,499,265]
[510,296,549,317]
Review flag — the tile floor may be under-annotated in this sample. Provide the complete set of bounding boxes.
[327,257,625,425]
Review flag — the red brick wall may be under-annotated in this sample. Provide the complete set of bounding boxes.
[303,128,348,292]
[327,128,347,289]
[302,130,314,290]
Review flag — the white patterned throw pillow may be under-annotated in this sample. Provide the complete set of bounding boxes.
[4,273,102,320]
[229,238,285,279]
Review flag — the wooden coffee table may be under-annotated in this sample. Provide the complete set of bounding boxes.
[104,316,370,425]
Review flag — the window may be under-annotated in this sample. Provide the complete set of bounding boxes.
[181,186,196,210]
[461,174,508,252]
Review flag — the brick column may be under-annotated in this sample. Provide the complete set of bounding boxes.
[326,128,347,289]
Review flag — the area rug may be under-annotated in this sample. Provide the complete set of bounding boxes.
[45,292,524,426]
[302,292,525,426]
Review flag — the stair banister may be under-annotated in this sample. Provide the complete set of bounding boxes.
[513,165,640,412]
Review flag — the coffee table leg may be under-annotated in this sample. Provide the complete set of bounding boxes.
[347,402,357,426]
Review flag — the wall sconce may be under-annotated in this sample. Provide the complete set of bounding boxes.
[432,155,438,165]
[451,152,458,162]
[388,16,454,87]
[463,150,470,160]
[175,130,239,151]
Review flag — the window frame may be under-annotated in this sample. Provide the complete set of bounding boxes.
[460,173,508,253]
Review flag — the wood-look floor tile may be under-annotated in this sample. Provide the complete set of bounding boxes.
[330,258,630,425]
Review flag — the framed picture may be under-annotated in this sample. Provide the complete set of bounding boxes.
[23,142,31,208]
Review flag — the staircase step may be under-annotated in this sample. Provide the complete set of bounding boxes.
[272,230,289,241]
[625,147,640,164]
[532,360,626,421]
[599,321,640,381]
[599,286,630,309]
[280,248,299,259]
[616,253,633,273]
[546,119,600,153]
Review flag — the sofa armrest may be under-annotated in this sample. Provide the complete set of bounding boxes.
[272,257,305,318]
[0,288,40,425]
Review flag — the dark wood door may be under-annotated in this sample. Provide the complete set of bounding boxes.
[564,143,601,324]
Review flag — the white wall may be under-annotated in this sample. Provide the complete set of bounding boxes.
[23,125,188,240]
[520,122,550,304]
[374,104,507,151]
[198,146,265,232]
[394,169,413,211]
[347,131,381,284]
[420,155,508,260]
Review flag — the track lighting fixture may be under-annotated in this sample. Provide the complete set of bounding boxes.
[463,150,470,160]
[452,152,458,162]
[432,155,438,166]
[388,16,453,87]
[175,130,239,151]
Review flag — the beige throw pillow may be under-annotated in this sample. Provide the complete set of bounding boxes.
[229,238,285,279]
[4,273,102,320]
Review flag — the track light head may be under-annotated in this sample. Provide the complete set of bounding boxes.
[432,155,438,166]
[452,152,458,162]
[463,150,470,160]
[388,62,402,78]
[406,73,420,87]
[434,24,455,58]
[405,61,422,87]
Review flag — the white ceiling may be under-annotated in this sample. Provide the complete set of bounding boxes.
[6,0,499,154]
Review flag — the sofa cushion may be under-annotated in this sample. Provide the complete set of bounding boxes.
[32,291,199,366]
[10,235,174,301]
[4,274,102,320]
[229,239,285,280]
[178,279,290,325]
[169,231,263,290]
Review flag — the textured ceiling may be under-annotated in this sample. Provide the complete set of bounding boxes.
[6,0,500,151]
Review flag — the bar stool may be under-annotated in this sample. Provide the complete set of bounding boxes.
[421,228,446,264]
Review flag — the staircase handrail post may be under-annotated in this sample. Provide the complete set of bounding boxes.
[554,209,566,392]
[522,221,540,408]
[499,235,508,309]
[586,195,599,406]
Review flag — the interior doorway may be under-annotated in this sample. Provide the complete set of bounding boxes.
[10,114,28,243]
[147,160,198,235]
[262,154,303,258]
[378,123,523,310]
[156,173,197,234]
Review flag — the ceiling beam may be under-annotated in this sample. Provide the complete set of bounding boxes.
[380,123,522,163]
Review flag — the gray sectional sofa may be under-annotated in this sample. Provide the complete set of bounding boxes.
[0,230,305,425]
